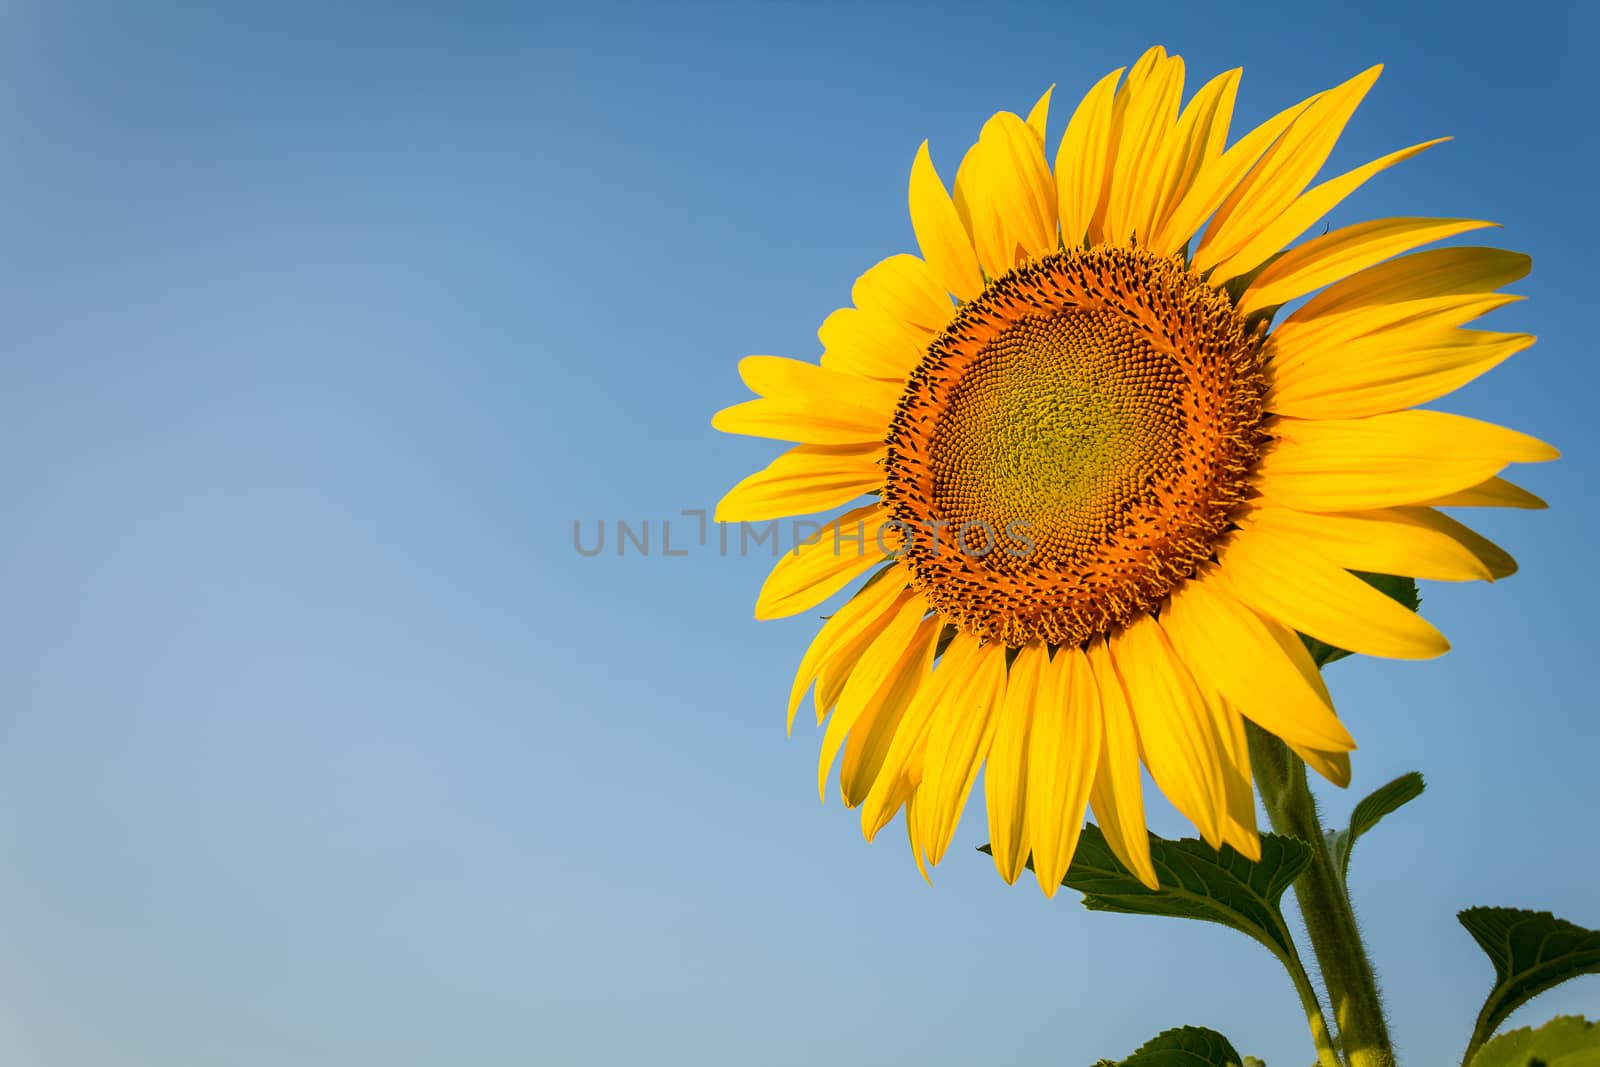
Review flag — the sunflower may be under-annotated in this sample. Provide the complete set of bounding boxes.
[711,46,1555,895]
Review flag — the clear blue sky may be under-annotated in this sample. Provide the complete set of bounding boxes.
[0,2,1594,1064]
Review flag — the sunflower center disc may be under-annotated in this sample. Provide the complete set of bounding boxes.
[883,246,1269,648]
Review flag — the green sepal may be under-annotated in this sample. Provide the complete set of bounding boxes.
[1460,908,1600,1058]
[982,824,1312,972]
[1217,250,1284,308]
[1219,253,1284,336]
[1326,771,1426,880]
[1302,572,1422,666]
[1110,1025,1248,1066]
[1468,1015,1600,1067]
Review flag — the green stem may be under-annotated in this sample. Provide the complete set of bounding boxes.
[1461,1004,1499,1067]
[1248,725,1396,1067]
[1285,941,1347,1067]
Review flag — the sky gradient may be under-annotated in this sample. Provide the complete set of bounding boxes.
[1,2,1596,1064]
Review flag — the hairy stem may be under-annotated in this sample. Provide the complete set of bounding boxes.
[1285,941,1347,1067]
[1248,725,1396,1067]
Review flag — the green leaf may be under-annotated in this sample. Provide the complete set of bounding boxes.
[1469,1015,1600,1067]
[1326,771,1426,879]
[1302,572,1420,666]
[1116,1025,1246,1066]
[984,824,1312,970]
[1460,909,1600,1057]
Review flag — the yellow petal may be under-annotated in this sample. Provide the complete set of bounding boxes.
[1238,217,1496,317]
[849,253,955,335]
[1104,52,1185,246]
[1030,84,1056,249]
[985,643,1045,884]
[1219,525,1449,659]
[1417,475,1547,510]
[1246,503,1514,582]
[1145,67,1241,256]
[1210,698,1261,860]
[1269,327,1533,420]
[786,575,911,731]
[715,444,883,523]
[840,613,941,806]
[1152,90,1316,257]
[1085,638,1157,889]
[957,112,1058,274]
[916,640,1008,866]
[1160,573,1354,751]
[1025,85,1054,144]
[817,305,928,382]
[711,396,885,446]
[1285,245,1531,325]
[1193,65,1382,274]
[1111,615,1226,848]
[862,765,916,844]
[908,141,985,301]
[1124,45,1168,85]
[1404,508,1518,580]
[756,504,891,620]
[739,354,902,412]
[1054,65,1125,249]
[1156,610,1261,861]
[951,142,990,267]
[1207,138,1449,285]
[817,592,931,801]
[714,356,898,446]
[905,789,931,883]
[1270,292,1524,381]
[1027,646,1103,896]
[1082,53,1141,247]
[816,617,885,720]
[990,110,1060,260]
[858,630,972,840]
[1258,411,1559,512]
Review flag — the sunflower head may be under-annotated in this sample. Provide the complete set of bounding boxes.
[885,245,1270,648]
[713,45,1555,895]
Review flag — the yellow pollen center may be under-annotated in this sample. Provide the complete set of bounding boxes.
[883,246,1269,648]
[930,307,1187,561]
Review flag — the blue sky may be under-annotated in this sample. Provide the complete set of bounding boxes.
[0,2,1595,1064]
